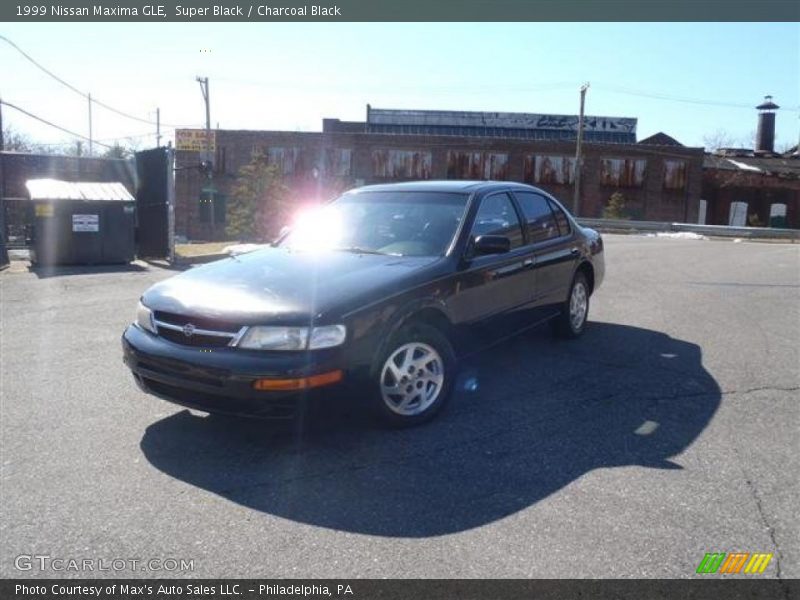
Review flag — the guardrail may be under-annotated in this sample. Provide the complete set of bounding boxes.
[577,218,800,241]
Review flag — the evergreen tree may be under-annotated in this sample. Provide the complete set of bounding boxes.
[226,152,290,240]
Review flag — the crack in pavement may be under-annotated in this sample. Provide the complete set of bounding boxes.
[721,385,799,396]
[732,444,789,595]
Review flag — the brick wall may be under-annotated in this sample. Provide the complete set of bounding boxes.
[175,129,704,240]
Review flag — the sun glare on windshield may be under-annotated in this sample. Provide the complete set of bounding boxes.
[286,206,345,252]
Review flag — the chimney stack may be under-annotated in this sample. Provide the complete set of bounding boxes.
[755,95,779,155]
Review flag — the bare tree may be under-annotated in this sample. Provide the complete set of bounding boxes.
[2,124,35,152]
[703,129,736,152]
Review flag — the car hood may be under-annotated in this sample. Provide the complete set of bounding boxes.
[142,247,440,324]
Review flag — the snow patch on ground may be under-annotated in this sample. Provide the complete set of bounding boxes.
[645,232,709,240]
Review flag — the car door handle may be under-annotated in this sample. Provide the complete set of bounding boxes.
[523,258,534,267]
[570,248,579,256]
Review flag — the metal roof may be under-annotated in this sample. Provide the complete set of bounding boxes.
[704,155,800,179]
[365,107,637,144]
[25,179,134,202]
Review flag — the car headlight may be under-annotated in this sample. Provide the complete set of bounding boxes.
[136,301,156,334]
[237,325,346,351]
[308,324,347,349]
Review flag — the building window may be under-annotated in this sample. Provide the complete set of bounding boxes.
[600,158,647,188]
[372,149,432,179]
[267,147,307,176]
[322,148,352,177]
[663,159,688,191]
[446,151,509,180]
[524,155,575,185]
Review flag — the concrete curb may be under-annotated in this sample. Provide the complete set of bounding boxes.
[578,218,800,241]
[173,252,229,266]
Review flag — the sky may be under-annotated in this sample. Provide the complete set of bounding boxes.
[1,22,798,152]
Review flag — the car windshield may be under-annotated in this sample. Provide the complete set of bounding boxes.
[279,191,469,256]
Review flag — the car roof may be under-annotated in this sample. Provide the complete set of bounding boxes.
[350,180,544,195]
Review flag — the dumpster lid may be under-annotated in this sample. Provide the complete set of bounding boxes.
[25,179,134,202]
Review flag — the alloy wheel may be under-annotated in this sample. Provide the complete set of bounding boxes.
[380,342,445,416]
[569,281,588,332]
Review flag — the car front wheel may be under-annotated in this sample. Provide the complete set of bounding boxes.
[370,323,456,427]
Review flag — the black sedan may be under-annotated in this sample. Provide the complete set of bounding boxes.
[122,181,604,426]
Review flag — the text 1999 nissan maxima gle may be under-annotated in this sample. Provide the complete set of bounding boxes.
[122,181,604,426]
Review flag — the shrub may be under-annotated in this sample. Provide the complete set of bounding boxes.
[603,191,630,220]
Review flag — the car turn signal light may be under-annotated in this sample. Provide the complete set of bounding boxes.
[252,370,343,391]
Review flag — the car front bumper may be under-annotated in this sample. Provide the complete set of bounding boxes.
[122,324,348,419]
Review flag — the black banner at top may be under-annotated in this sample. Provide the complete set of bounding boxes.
[2,0,800,22]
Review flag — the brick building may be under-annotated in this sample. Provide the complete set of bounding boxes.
[701,98,799,228]
[176,106,705,240]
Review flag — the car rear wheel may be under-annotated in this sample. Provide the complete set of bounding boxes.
[553,271,590,338]
[371,323,456,427]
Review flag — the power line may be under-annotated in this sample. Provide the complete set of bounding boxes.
[0,34,195,128]
[594,83,800,112]
[0,99,114,149]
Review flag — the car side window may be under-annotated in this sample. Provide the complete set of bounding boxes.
[514,191,560,243]
[470,193,524,249]
[547,199,572,236]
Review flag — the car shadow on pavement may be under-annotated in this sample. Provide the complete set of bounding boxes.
[140,322,721,538]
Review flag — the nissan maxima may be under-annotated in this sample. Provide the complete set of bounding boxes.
[122,181,604,426]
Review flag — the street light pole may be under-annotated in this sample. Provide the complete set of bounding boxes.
[196,76,214,236]
[573,82,589,217]
[88,92,93,156]
[156,107,161,148]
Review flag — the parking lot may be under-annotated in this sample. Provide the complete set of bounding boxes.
[1,234,798,579]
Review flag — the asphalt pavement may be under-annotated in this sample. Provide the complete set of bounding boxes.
[0,235,798,579]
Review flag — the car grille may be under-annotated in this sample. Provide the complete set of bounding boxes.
[152,310,245,348]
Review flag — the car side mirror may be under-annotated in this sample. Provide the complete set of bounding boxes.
[472,234,511,256]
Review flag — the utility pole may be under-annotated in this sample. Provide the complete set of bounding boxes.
[1,95,6,210]
[0,95,4,151]
[573,82,589,217]
[156,107,161,147]
[196,76,214,236]
[88,92,93,156]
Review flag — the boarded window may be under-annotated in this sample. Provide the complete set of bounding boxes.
[267,147,307,175]
[372,149,432,179]
[446,152,509,180]
[663,159,688,191]
[524,155,575,185]
[323,148,352,177]
[600,158,646,188]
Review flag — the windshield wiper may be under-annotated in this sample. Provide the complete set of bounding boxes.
[335,246,401,256]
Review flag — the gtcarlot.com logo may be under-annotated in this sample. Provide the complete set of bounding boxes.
[696,552,773,574]
[15,554,195,573]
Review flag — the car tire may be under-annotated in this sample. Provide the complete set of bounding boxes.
[369,323,457,427]
[552,270,590,339]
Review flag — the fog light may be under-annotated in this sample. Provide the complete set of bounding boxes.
[252,370,343,391]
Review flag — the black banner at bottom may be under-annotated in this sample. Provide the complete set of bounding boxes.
[3,579,799,600]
